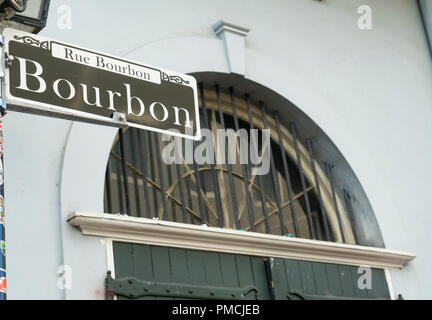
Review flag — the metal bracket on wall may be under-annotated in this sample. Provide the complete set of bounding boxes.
[105,271,261,300]
[111,112,127,125]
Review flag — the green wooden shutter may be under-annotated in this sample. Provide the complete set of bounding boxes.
[108,242,390,300]
[109,242,271,300]
[265,258,390,300]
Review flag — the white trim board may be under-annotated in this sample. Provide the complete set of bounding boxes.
[68,211,415,270]
[105,239,115,278]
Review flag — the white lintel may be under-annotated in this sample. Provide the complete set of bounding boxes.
[68,211,415,270]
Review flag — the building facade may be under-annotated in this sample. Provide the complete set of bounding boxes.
[3,0,432,299]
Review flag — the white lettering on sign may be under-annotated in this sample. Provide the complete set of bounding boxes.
[13,57,193,130]
[51,42,161,84]
[15,57,47,93]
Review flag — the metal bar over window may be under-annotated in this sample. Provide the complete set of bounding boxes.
[343,190,358,244]
[199,83,224,228]
[290,122,316,239]
[183,136,194,223]
[230,87,256,231]
[246,94,271,234]
[260,102,287,235]
[166,161,176,222]
[306,138,331,241]
[176,161,187,223]
[154,132,168,220]
[216,85,241,229]
[118,128,131,214]
[115,156,124,213]
[105,159,112,213]
[192,139,207,224]
[275,112,300,237]
[325,162,346,243]
[129,129,141,217]
[185,176,194,222]
[137,130,151,218]
[146,130,159,217]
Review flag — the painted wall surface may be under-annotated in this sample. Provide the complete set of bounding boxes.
[5,114,70,299]
[4,0,432,299]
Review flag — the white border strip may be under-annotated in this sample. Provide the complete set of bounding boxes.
[105,239,115,279]
[384,269,396,300]
[68,211,415,270]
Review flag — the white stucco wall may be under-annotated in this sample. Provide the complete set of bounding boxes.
[4,114,69,299]
[4,0,432,299]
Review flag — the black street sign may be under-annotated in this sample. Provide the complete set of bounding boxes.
[2,28,201,140]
